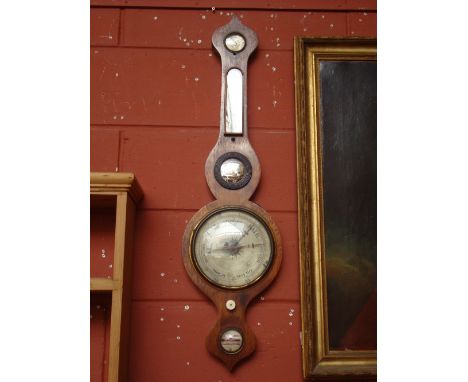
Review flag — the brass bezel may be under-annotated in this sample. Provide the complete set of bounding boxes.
[294,37,377,380]
[189,206,275,290]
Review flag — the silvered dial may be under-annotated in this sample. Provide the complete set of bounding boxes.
[224,33,246,52]
[192,209,273,288]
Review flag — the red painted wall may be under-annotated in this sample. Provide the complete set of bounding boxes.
[90,2,376,381]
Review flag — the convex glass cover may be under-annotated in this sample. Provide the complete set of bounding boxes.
[192,208,274,288]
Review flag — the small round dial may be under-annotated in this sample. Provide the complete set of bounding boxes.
[224,33,246,53]
[192,208,273,288]
[220,329,243,353]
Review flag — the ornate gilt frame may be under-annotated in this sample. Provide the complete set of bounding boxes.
[294,37,377,380]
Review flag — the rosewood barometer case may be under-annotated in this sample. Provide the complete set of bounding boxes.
[181,16,282,371]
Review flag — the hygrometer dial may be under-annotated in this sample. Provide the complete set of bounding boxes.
[224,33,246,53]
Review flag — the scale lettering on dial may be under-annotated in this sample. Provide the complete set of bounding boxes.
[192,209,273,288]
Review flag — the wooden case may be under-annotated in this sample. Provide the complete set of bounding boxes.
[91,172,143,382]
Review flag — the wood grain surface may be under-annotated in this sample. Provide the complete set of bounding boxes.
[90,294,111,382]
[132,210,297,301]
[90,3,377,381]
[181,199,283,370]
[90,209,115,279]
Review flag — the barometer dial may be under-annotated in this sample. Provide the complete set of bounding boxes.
[192,208,273,289]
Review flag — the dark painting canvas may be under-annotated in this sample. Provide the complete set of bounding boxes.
[319,60,377,350]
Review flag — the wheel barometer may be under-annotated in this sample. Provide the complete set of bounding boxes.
[182,16,282,371]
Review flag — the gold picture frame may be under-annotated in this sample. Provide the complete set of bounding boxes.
[294,37,377,380]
